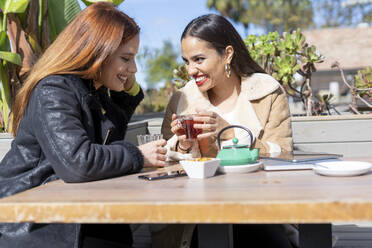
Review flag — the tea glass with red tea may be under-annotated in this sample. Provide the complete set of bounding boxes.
[177,115,202,140]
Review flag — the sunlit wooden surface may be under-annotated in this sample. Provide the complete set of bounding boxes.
[0,157,372,224]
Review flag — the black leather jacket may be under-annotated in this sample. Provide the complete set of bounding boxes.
[0,74,144,247]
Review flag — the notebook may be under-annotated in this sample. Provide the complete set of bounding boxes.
[261,151,342,171]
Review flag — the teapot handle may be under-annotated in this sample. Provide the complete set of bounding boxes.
[217,125,254,149]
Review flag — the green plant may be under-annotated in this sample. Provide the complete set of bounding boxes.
[0,0,124,132]
[245,29,324,116]
[313,93,342,115]
[135,85,176,114]
[206,0,314,33]
[0,0,25,132]
[332,62,372,114]
[355,67,372,101]
[135,40,185,114]
[172,64,190,89]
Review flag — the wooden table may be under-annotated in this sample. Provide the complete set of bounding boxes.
[1,157,372,248]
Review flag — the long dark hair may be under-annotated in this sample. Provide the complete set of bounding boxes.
[181,14,265,77]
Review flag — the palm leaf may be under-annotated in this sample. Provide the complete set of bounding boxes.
[0,63,10,131]
[47,0,82,41]
[0,51,21,65]
[0,31,10,51]
[0,0,30,14]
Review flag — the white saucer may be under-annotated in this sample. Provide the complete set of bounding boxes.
[218,161,262,174]
[313,161,372,177]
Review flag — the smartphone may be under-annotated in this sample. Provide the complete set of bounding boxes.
[138,170,186,181]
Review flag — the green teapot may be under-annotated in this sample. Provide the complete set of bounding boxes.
[216,125,259,166]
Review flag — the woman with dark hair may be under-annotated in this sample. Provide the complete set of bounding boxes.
[0,2,166,248]
[159,14,294,248]
[162,13,292,161]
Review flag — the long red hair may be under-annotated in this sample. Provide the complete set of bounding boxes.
[11,2,140,136]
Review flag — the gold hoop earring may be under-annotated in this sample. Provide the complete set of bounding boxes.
[225,63,231,78]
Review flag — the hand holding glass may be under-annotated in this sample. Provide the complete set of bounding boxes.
[176,115,202,140]
[136,134,166,167]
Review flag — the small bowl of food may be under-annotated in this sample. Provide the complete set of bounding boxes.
[180,157,220,179]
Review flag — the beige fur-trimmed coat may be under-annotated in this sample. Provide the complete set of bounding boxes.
[161,73,293,157]
[157,73,296,248]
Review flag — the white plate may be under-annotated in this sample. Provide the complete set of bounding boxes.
[313,161,372,177]
[218,161,262,174]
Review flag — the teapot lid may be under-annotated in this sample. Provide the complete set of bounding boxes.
[222,138,248,149]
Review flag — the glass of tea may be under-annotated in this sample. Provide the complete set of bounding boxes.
[177,115,202,140]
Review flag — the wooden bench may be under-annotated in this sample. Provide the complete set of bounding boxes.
[291,115,372,158]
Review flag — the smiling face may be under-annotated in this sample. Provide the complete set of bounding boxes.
[96,34,139,91]
[181,36,229,93]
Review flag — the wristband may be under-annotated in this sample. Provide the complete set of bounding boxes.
[124,82,140,96]
[177,141,191,153]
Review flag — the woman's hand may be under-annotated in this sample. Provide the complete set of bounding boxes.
[138,139,167,167]
[193,108,231,157]
[193,108,219,141]
[170,114,193,151]
[124,74,136,91]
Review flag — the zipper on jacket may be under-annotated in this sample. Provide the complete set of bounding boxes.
[103,128,112,145]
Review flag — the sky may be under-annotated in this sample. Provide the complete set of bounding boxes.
[118,0,246,49]
[116,0,251,89]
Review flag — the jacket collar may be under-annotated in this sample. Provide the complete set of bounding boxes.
[241,73,280,100]
[176,73,280,139]
[177,73,280,112]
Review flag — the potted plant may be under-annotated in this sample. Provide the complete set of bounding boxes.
[331,63,372,114]
[244,29,327,116]
[245,30,372,157]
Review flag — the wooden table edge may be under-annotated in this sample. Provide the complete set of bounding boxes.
[1,201,372,223]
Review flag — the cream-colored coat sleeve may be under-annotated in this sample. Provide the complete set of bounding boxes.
[251,88,293,154]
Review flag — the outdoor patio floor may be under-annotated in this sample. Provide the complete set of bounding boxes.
[132,224,372,248]
[333,224,372,248]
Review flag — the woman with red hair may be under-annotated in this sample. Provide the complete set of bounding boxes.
[0,2,166,247]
